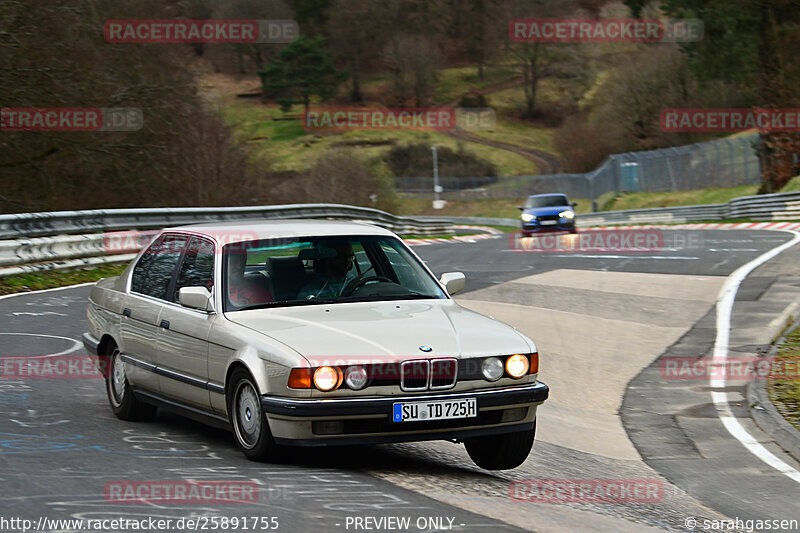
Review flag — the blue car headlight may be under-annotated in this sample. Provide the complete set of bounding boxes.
[521,213,535,222]
[558,210,575,219]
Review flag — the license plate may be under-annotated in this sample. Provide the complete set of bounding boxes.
[540,220,557,225]
[392,398,477,422]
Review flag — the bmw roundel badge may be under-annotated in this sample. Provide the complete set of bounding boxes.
[419,345,433,352]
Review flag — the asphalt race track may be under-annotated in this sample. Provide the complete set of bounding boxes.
[1,228,799,533]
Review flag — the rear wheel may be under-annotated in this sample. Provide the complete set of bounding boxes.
[105,344,156,421]
[464,423,536,470]
[227,368,283,462]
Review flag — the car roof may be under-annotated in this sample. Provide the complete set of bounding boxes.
[528,193,567,198]
[167,219,396,244]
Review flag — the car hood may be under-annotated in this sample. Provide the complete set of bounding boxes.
[525,205,569,217]
[226,299,532,362]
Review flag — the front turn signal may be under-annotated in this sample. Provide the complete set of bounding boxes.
[529,352,539,374]
[288,368,312,389]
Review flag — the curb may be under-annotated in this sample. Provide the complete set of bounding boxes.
[403,225,502,247]
[589,221,800,231]
[748,316,800,464]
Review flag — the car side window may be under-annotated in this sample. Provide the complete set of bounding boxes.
[172,237,215,303]
[131,233,188,301]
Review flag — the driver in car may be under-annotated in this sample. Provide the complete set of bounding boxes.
[297,242,355,300]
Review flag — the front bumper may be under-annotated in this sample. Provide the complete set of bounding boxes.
[261,381,549,446]
[82,332,100,356]
[522,220,575,233]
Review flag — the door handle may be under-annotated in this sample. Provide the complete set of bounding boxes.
[160,320,170,330]
[123,308,131,317]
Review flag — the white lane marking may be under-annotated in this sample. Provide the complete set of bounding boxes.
[0,332,82,356]
[710,229,800,483]
[10,311,68,317]
[0,282,94,302]
[503,252,699,260]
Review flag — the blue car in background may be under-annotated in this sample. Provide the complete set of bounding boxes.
[519,193,578,235]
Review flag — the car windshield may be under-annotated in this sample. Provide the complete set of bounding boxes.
[222,235,447,311]
[525,195,569,208]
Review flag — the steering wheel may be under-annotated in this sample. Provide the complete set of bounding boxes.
[342,276,394,296]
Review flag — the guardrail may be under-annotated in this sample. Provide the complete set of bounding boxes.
[439,191,800,228]
[0,204,453,278]
[0,203,452,239]
[3,192,799,279]
[576,191,800,226]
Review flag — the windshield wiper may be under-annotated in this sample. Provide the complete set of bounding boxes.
[339,293,436,303]
[234,298,339,311]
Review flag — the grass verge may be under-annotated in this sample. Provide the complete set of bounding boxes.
[0,264,126,296]
[767,325,800,432]
[601,185,760,211]
[781,175,800,192]
[222,101,540,175]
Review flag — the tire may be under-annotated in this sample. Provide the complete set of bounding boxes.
[227,368,283,462]
[464,423,536,470]
[105,344,157,421]
[569,228,578,235]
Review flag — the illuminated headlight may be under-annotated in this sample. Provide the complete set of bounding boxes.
[482,357,504,381]
[559,210,575,219]
[521,213,535,222]
[313,366,341,392]
[505,354,530,378]
[344,365,368,390]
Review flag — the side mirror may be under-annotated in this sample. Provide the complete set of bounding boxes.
[179,286,214,312]
[518,206,525,211]
[571,202,578,207]
[440,272,466,296]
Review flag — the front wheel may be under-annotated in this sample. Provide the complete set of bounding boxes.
[105,344,156,421]
[227,368,283,462]
[464,423,536,470]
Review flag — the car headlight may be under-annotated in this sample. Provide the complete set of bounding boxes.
[521,213,535,222]
[344,365,368,390]
[505,354,530,379]
[313,366,342,391]
[482,357,504,381]
[559,210,575,219]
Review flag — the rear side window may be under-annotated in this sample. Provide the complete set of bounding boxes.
[131,234,188,300]
[172,237,215,302]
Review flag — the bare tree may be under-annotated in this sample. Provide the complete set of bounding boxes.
[506,0,583,118]
[591,45,695,151]
[214,0,294,71]
[0,0,276,212]
[326,0,390,101]
[382,34,444,106]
